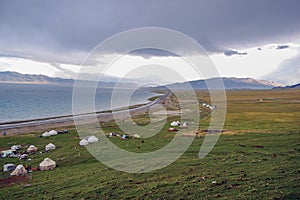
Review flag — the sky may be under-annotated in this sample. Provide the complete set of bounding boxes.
[0,0,300,85]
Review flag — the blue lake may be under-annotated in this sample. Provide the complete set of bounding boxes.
[0,83,156,123]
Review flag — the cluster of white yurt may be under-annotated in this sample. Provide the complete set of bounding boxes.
[2,133,59,176]
[170,121,189,129]
[42,130,58,137]
[202,103,216,110]
[79,135,99,146]
[170,121,180,126]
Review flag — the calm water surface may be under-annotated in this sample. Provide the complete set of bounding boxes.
[0,83,157,123]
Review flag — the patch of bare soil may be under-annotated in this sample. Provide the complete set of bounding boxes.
[0,175,31,188]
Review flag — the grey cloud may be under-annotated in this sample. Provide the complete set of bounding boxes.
[0,0,300,64]
[50,63,78,79]
[262,48,300,85]
[128,48,179,59]
[224,50,247,56]
[50,63,65,71]
[276,45,290,50]
[49,63,133,82]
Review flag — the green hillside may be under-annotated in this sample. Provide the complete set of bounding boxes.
[0,89,299,199]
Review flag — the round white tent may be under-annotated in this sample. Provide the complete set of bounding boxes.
[42,131,51,137]
[10,165,27,176]
[181,122,189,128]
[11,145,21,151]
[79,139,89,146]
[39,158,56,171]
[87,135,99,143]
[45,143,56,151]
[3,164,16,172]
[27,145,38,153]
[48,130,58,136]
[170,121,179,126]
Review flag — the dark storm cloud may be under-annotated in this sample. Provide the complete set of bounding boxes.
[224,50,247,56]
[0,0,300,64]
[129,49,179,59]
[276,45,290,50]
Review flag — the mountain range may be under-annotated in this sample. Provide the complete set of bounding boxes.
[0,71,287,90]
[155,77,284,90]
[0,71,134,88]
[0,71,73,84]
[273,83,300,89]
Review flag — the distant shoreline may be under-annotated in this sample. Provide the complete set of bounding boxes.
[0,91,171,135]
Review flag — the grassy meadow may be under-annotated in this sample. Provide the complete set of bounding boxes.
[0,89,299,199]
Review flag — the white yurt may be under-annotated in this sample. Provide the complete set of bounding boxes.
[42,131,51,137]
[3,164,16,172]
[11,145,21,151]
[79,139,89,146]
[181,122,189,128]
[27,145,38,153]
[45,143,56,151]
[133,134,141,138]
[10,165,27,176]
[48,130,58,136]
[87,135,99,143]
[1,150,16,158]
[170,121,179,126]
[39,158,56,171]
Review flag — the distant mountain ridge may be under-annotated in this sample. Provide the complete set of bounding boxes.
[0,71,284,90]
[0,71,73,84]
[155,77,284,90]
[0,71,135,88]
[273,83,300,89]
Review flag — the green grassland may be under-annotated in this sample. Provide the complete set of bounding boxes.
[0,89,299,199]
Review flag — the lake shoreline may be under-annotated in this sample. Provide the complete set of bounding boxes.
[0,91,171,135]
